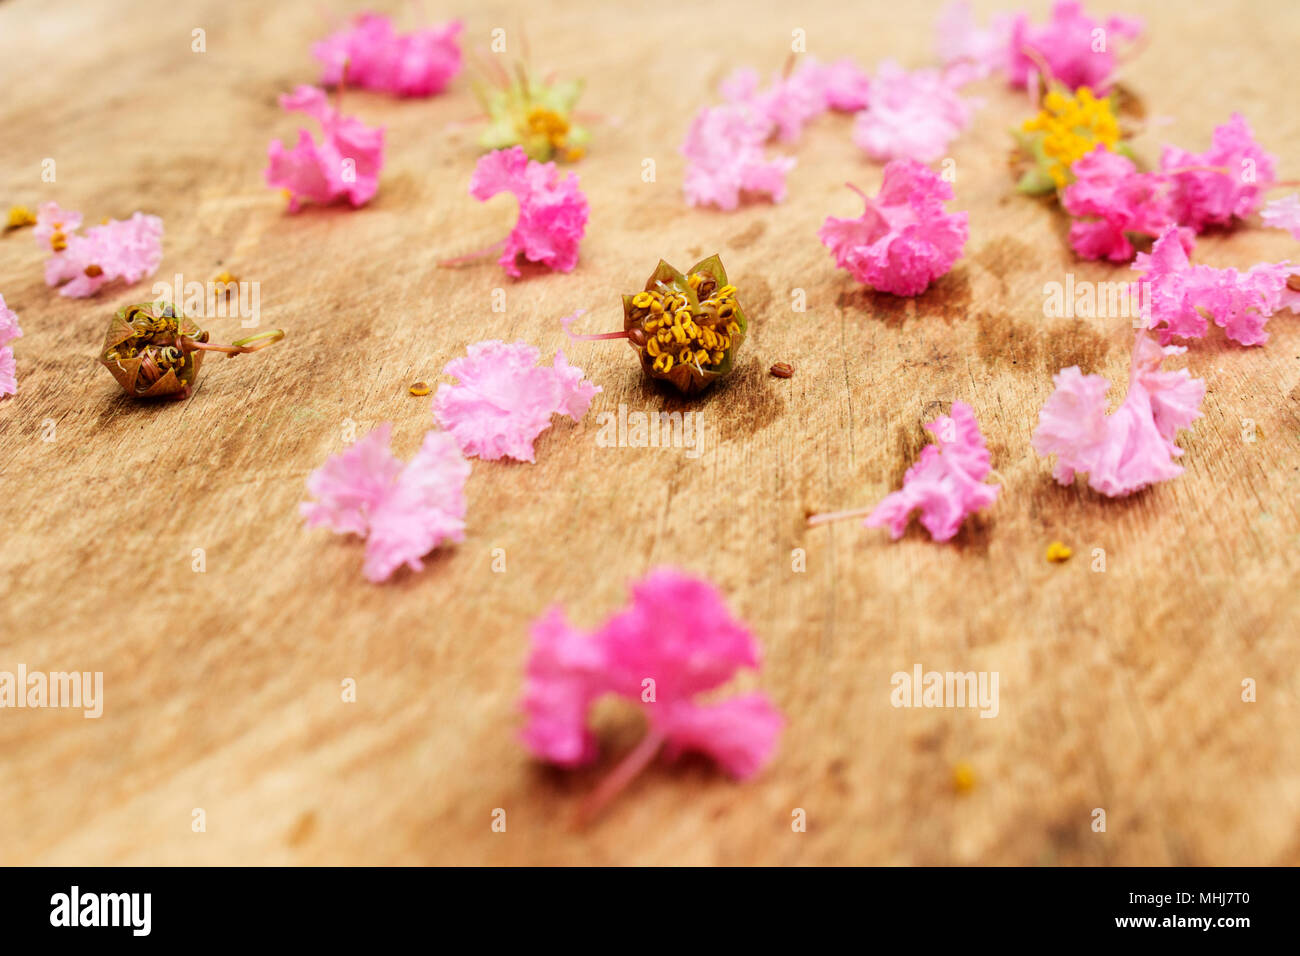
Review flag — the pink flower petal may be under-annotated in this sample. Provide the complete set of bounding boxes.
[1033,331,1205,497]
[38,209,163,299]
[1159,114,1277,232]
[681,104,795,210]
[1063,145,1186,262]
[266,84,385,212]
[300,424,469,582]
[468,146,588,277]
[519,567,782,781]
[0,347,15,399]
[433,341,600,462]
[864,401,1000,541]
[1135,226,1296,346]
[820,159,969,296]
[1261,193,1300,240]
[1006,0,1142,95]
[313,14,463,98]
[852,60,976,164]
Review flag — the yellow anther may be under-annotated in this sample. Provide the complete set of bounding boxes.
[673,309,690,327]
[1045,541,1073,563]
[646,337,661,357]
[695,349,710,365]
[711,350,725,364]
[653,353,673,373]
[649,297,665,314]
[632,292,653,308]
[716,284,736,298]
[671,324,689,344]
[5,205,35,230]
[657,328,673,344]
[725,321,740,335]
[687,272,703,289]
[678,347,693,363]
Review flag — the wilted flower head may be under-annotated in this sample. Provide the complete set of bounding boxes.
[313,13,463,97]
[474,61,589,162]
[98,301,284,400]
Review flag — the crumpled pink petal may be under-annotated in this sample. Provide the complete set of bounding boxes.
[266,85,385,212]
[936,1,1013,81]
[720,57,869,141]
[1134,226,1298,346]
[36,203,164,298]
[520,567,782,780]
[433,341,600,462]
[468,146,588,277]
[1006,0,1142,95]
[851,60,976,164]
[1262,193,1300,240]
[681,103,796,210]
[864,401,1000,541]
[301,424,470,582]
[819,158,969,296]
[1160,114,1277,233]
[0,293,21,399]
[313,13,462,97]
[1033,331,1205,497]
[1062,145,1190,262]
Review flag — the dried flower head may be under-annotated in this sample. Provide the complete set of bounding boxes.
[566,256,747,396]
[1018,86,1122,192]
[98,301,284,400]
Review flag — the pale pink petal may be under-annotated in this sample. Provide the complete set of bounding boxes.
[0,347,15,399]
[362,431,470,582]
[681,104,795,210]
[0,294,21,349]
[1032,331,1205,497]
[851,60,976,164]
[300,424,470,582]
[820,159,969,296]
[1135,226,1294,346]
[41,212,163,298]
[433,340,597,462]
[33,202,82,250]
[300,423,404,536]
[936,1,1011,80]
[1261,193,1300,240]
[864,401,1000,541]
[1063,145,1182,262]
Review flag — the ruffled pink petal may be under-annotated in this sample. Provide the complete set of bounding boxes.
[314,14,462,97]
[33,202,82,250]
[1063,145,1180,262]
[362,431,470,582]
[468,146,588,277]
[1135,226,1295,346]
[820,159,969,296]
[519,607,608,767]
[864,401,1000,541]
[1159,114,1277,232]
[681,104,795,210]
[0,294,21,349]
[1006,0,1141,94]
[40,212,163,298]
[851,60,975,164]
[935,1,1012,80]
[300,424,469,582]
[0,348,15,399]
[300,423,405,536]
[657,694,784,780]
[1262,193,1300,240]
[1032,332,1205,497]
[266,85,385,212]
[433,340,597,462]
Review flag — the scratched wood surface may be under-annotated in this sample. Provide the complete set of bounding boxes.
[1,0,1298,866]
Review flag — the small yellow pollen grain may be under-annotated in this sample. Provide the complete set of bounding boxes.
[1046,541,1073,563]
[953,762,976,794]
[409,382,431,396]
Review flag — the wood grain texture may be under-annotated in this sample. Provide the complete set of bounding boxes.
[1,0,1298,865]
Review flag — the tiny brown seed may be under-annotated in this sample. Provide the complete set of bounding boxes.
[769,362,794,379]
[409,382,431,396]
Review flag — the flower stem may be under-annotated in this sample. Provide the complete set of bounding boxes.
[439,237,506,268]
[574,730,665,827]
[807,506,875,527]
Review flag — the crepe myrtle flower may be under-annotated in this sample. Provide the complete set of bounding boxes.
[98,301,283,401]
[266,84,385,212]
[313,13,463,98]
[521,567,783,823]
[808,401,1000,542]
[562,255,748,396]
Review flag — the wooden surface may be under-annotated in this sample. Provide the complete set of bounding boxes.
[1,0,1298,866]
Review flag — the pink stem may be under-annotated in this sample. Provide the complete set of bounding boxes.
[575,730,665,826]
[807,506,874,527]
[568,329,632,342]
[439,237,506,268]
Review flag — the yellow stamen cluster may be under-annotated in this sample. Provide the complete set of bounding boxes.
[629,274,741,375]
[1022,87,1120,188]
[5,205,36,230]
[1045,540,1073,563]
[526,107,582,162]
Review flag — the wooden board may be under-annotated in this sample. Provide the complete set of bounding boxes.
[1,0,1297,865]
